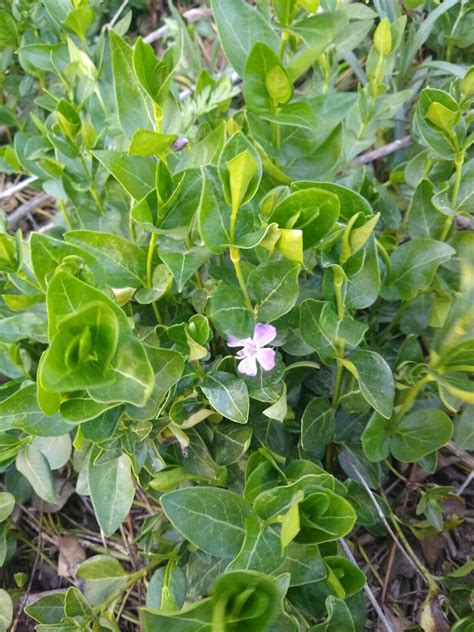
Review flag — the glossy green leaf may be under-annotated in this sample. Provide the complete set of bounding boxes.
[248,260,300,322]
[344,350,395,419]
[88,454,135,536]
[16,445,57,504]
[76,555,127,606]
[390,239,455,300]
[211,0,279,75]
[391,409,453,462]
[201,372,249,424]
[109,31,153,137]
[161,487,253,557]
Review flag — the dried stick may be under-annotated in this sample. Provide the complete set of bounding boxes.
[102,0,129,32]
[340,538,395,632]
[352,135,412,165]
[346,456,437,590]
[0,176,39,200]
[144,7,212,44]
[7,192,53,228]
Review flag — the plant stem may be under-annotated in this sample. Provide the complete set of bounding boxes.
[229,203,253,314]
[439,154,464,241]
[146,233,157,288]
[390,515,439,592]
[146,232,162,324]
[93,557,162,615]
[230,247,253,314]
[379,301,409,344]
[332,343,345,408]
[395,373,432,422]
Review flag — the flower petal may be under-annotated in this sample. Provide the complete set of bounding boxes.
[227,335,251,348]
[256,347,276,372]
[238,355,258,377]
[253,323,277,347]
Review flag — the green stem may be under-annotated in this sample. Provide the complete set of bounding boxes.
[395,373,432,422]
[332,343,345,408]
[146,233,162,324]
[229,202,253,314]
[446,2,465,62]
[390,515,439,592]
[93,557,162,615]
[379,301,409,344]
[146,233,157,289]
[230,247,253,314]
[439,154,464,242]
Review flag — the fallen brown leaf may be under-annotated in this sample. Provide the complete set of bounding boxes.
[57,535,85,577]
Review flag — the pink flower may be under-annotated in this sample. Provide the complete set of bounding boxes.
[227,323,277,377]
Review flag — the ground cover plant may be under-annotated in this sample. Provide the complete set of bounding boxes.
[0,0,473,629]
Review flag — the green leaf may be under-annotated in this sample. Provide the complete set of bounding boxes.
[284,542,327,586]
[280,499,301,549]
[0,493,14,522]
[218,133,262,210]
[30,232,104,292]
[270,188,340,250]
[0,590,13,632]
[408,180,445,239]
[208,281,254,339]
[391,409,453,462]
[0,384,70,436]
[212,571,284,630]
[64,6,95,41]
[299,300,337,362]
[64,587,93,618]
[129,130,176,156]
[212,422,252,466]
[88,454,135,536]
[298,489,356,544]
[244,42,293,113]
[373,18,392,54]
[227,516,285,574]
[143,600,213,632]
[0,10,18,48]
[415,88,462,159]
[25,593,65,624]
[344,350,395,419]
[31,435,72,470]
[161,487,253,557]
[127,347,184,421]
[92,150,155,200]
[361,413,391,462]
[201,372,249,424]
[453,406,474,451]
[325,556,365,597]
[109,31,153,137]
[248,261,300,322]
[146,565,187,610]
[159,240,209,292]
[40,302,120,393]
[211,0,279,76]
[76,555,127,606]
[312,596,355,632]
[390,239,455,300]
[301,397,335,454]
[65,231,147,287]
[16,445,58,504]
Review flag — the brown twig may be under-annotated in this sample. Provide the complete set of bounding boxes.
[351,135,412,165]
[11,504,44,632]
[7,192,53,229]
[340,538,395,632]
[143,7,212,44]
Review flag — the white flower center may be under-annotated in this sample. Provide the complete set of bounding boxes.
[245,342,258,357]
